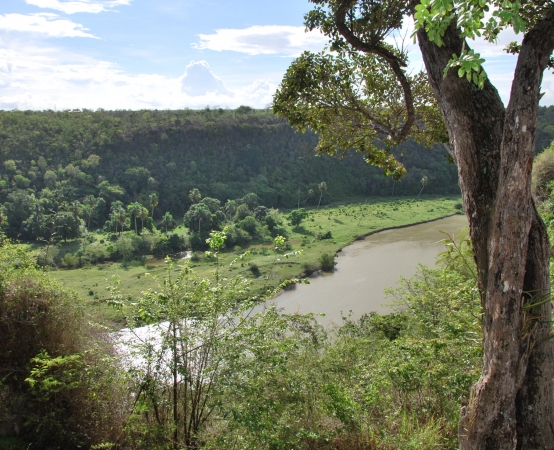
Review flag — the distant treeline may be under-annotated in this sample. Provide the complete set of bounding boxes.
[0,106,550,239]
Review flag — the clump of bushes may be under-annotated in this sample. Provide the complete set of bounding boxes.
[152,233,186,256]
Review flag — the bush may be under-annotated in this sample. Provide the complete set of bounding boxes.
[225,224,252,247]
[317,230,333,240]
[319,253,336,272]
[302,261,321,275]
[238,215,258,235]
[190,251,202,262]
[188,231,210,251]
[249,263,260,276]
[152,233,185,256]
[60,252,76,268]
[0,239,125,449]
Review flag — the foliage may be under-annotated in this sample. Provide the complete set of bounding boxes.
[288,208,308,227]
[152,233,186,257]
[238,215,258,235]
[0,108,463,241]
[532,140,554,202]
[319,252,337,272]
[0,236,125,448]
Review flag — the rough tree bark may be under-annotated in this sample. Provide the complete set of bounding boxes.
[416,7,554,449]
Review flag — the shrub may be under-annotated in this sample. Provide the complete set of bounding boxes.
[224,224,251,247]
[0,239,125,449]
[190,251,202,262]
[62,252,78,268]
[188,231,210,251]
[302,261,321,275]
[238,215,258,235]
[319,253,336,272]
[317,230,333,240]
[152,233,185,256]
[249,263,261,276]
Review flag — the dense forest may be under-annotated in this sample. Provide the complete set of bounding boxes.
[1,106,552,242]
[0,107,461,239]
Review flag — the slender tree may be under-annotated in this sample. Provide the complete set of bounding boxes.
[139,206,149,233]
[303,188,315,204]
[317,182,327,209]
[160,211,176,233]
[127,202,142,235]
[417,175,428,198]
[149,192,158,219]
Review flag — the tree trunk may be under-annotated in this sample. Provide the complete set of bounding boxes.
[417,8,554,448]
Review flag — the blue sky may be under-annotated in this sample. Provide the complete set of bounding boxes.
[0,0,552,110]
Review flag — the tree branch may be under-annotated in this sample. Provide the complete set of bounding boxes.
[334,0,415,142]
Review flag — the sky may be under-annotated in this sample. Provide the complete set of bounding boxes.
[0,0,552,111]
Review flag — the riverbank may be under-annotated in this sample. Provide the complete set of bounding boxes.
[49,196,463,327]
[267,214,468,325]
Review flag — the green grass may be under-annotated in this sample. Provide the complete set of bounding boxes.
[48,195,462,328]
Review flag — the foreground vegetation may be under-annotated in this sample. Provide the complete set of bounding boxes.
[0,224,481,449]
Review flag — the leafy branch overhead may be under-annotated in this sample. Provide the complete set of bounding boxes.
[414,0,554,85]
[273,0,447,181]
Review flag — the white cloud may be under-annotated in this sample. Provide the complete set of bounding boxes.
[540,74,554,106]
[0,45,277,110]
[193,25,327,56]
[180,60,233,97]
[0,13,97,38]
[25,0,131,15]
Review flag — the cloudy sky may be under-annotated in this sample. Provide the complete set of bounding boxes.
[0,0,552,110]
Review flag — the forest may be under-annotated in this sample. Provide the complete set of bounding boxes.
[0,106,462,241]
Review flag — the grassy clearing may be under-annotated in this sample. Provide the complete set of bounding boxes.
[48,195,462,327]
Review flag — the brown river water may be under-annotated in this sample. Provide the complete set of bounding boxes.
[265,214,468,325]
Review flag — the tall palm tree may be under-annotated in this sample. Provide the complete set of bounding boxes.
[303,189,314,204]
[161,211,174,233]
[317,182,327,209]
[115,206,127,234]
[189,188,201,204]
[127,202,142,234]
[149,192,158,219]
[418,176,429,198]
[139,207,149,233]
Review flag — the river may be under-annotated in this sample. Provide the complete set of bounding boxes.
[265,214,468,325]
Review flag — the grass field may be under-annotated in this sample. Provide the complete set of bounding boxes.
[48,195,463,327]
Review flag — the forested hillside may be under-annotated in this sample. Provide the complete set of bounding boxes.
[0,106,550,240]
[0,107,460,239]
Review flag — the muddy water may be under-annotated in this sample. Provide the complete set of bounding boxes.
[266,214,468,325]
